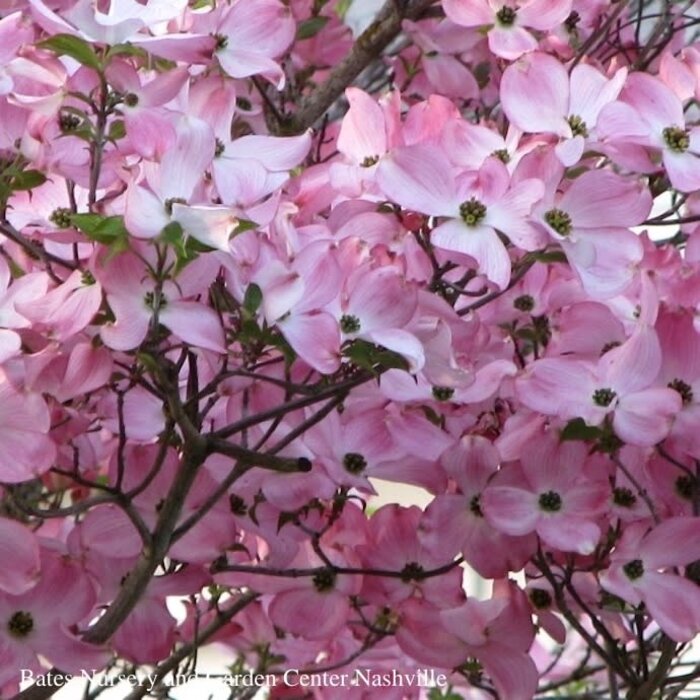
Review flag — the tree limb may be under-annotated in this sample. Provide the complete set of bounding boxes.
[286,0,438,133]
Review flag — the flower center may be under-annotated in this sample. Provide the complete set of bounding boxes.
[361,155,379,168]
[623,559,644,580]
[340,314,361,334]
[343,452,367,474]
[663,126,690,153]
[212,33,228,50]
[164,197,187,216]
[496,5,517,26]
[7,611,34,638]
[567,114,589,138]
[675,475,697,501]
[538,490,562,512]
[469,494,483,517]
[432,386,455,402]
[668,378,693,405]
[59,113,82,132]
[492,148,510,163]
[49,207,72,229]
[81,270,96,286]
[215,138,225,158]
[513,294,535,312]
[459,198,487,227]
[400,561,425,582]
[613,487,637,508]
[123,93,139,108]
[312,568,336,592]
[529,588,552,609]
[144,291,167,310]
[592,387,617,407]
[565,10,581,33]
[229,494,248,516]
[544,208,572,236]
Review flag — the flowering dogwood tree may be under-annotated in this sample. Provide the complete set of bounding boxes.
[2,0,700,698]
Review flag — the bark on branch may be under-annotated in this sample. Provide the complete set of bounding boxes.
[286,0,438,133]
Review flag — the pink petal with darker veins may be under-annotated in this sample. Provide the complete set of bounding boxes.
[501,53,570,135]
[0,519,40,595]
[377,145,458,216]
[269,589,350,640]
[640,572,700,642]
[482,486,539,536]
[432,220,512,290]
[280,311,341,374]
[338,87,388,163]
[613,388,681,446]
[488,25,538,60]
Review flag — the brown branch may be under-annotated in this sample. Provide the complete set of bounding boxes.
[121,592,260,700]
[13,395,210,700]
[627,635,677,700]
[286,0,438,133]
[0,220,76,277]
[211,371,374,439]
[207,438,312,473]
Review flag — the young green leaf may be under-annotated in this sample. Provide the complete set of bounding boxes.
[38,34,102,70]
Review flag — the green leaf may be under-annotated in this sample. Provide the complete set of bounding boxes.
[39,34,102,70]
[473,61,491,89]
[270,332,297,366]
[70,214,129,245]
[560,418,602,442]
[108,120,126,141]
[238,318,262,344]
[105,43,147,60]
[136,352,160,373]
[232,219,258,236]
[428,690,464,700]
[160,220,185,245]
[336,0,353,16]
[532,250,568,264]
[343,340,409,374]
[343,339,378,372]
[374,349,409,372]
[243,283,263,314]
[296,16,329,40]
[420,405,444,428]
[10,170,47,191]
[161,221,217,272]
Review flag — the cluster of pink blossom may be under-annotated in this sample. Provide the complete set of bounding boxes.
[1,0,700,698]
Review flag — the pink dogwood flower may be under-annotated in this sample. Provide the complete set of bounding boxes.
[422,436,537,577]
[599,72,700,192]
[501,52,627,165]
[124,116,239,252]
[444,0,572,59]
[213,0,295,89]
[0,370,56,482]
[600,517,700,642]
[482,435,609,554]
[378,147,544,289]
[516,326,682,446]
[213,130,312,207]
[97,250,225,353]
[334,265,425,371]
[397,582,538,700]
[535,169,650,297]
[0,549,108,687]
